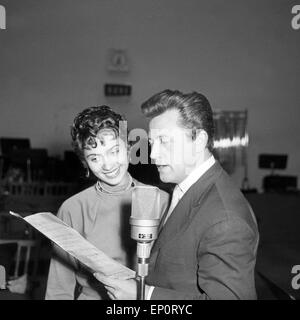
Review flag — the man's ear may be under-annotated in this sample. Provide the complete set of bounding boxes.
[194,129,208,150]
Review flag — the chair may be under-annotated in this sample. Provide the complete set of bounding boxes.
[12,239,39,279]
[0,239,40,299]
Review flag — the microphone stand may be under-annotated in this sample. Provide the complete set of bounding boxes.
[136,241,151,300]
[138,275,146,300]
[130,219,159,300]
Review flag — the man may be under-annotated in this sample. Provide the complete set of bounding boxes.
[95,89,259,300]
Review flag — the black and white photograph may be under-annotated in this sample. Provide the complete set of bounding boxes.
[0,0,299,308]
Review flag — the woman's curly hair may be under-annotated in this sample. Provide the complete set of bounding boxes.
[71,105,127,161]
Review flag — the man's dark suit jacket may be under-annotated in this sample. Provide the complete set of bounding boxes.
[147,161,259,300]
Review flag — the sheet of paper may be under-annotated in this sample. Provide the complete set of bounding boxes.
[9,211,136,280]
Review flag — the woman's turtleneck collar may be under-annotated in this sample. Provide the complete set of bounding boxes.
[95,172,135,195]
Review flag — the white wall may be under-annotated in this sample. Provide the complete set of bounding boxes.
[0,0,299,191]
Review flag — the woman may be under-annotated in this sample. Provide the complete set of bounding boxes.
[45,106,169,300]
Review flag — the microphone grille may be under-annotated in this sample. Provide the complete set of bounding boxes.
[131,186,161,220]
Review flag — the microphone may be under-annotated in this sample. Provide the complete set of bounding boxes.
[130,186,161,300]
[0,265,6,290]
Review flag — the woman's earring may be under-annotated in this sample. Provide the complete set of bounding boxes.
[85,168,90,178]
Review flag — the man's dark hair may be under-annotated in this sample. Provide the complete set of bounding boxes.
[141,89,215,152]
[71,105,126,161]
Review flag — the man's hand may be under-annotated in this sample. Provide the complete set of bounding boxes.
[94,273,146,300]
